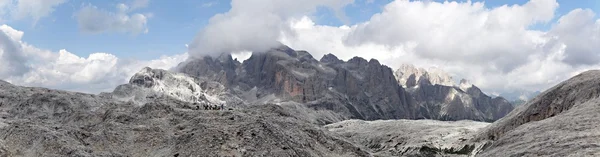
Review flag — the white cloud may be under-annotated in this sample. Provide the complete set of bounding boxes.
[344,0,557,73]
[0,24,187,93]
[276,0,600,95]
[0,0,67,23]
[188,0,355,58]
[0,24,29,77]
[76,3,151,35]
[548,9,600,66]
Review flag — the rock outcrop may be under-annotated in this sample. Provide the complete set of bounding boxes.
[107,67,244,107]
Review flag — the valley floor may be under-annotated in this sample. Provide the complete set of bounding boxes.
[325,119,489,157]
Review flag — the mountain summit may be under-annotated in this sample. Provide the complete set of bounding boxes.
[394,64,456,88]
[175,45,513,123]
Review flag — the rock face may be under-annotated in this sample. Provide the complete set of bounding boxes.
[178,45,418,123]
[408,84,513,122]
[0,80,369,156]
[394,64,455,88]
[396,66,513,122]
[474,70,600,156]
[177,44,512,123]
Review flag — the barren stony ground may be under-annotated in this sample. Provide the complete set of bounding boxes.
[0,80,369,157]
[325,119,488,157]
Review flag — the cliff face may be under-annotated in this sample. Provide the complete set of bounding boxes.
[396,66,514,122]
[176,45,512,123]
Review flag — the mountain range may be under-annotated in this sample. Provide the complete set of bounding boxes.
[176,45,513,123]
[5,44,598,156]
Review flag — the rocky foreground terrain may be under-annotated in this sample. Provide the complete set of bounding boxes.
[0,80,369,156]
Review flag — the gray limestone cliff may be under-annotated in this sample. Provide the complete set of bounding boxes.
[176,45,512,123]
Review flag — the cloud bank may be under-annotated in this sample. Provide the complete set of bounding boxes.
[0,25,186,93]
[187,0,355,58]
[191,0,600,95]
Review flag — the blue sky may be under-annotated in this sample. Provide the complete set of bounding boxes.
[2,0,598,60]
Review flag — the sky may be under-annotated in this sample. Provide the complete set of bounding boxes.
[0,0,599,98]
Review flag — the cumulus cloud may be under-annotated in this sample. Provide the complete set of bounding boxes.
[0,0,67,23]
[0,25,29,77]
[188,0,355,58]
[0,25,187,93]
[344,0,557,73]
[76,2,151,35]
[274,0,600,95]
[549,9,600,66]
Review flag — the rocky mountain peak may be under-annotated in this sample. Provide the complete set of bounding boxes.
[320,53,342,64]
[176,44,513,122]
[129,67,166,88]
[347,56,368,65]
[394,64,455,88]
[270,44,297,56]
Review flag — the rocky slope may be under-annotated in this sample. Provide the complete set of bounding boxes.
[176,44,512,123]
[473,70,600,156]
[0,80,370,156]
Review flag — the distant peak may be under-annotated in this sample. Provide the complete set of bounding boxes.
[271,44,296,56]
[348,56,368,64]
[320,53,342,64]
[394,64,455,88]
[368,59,381,65]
